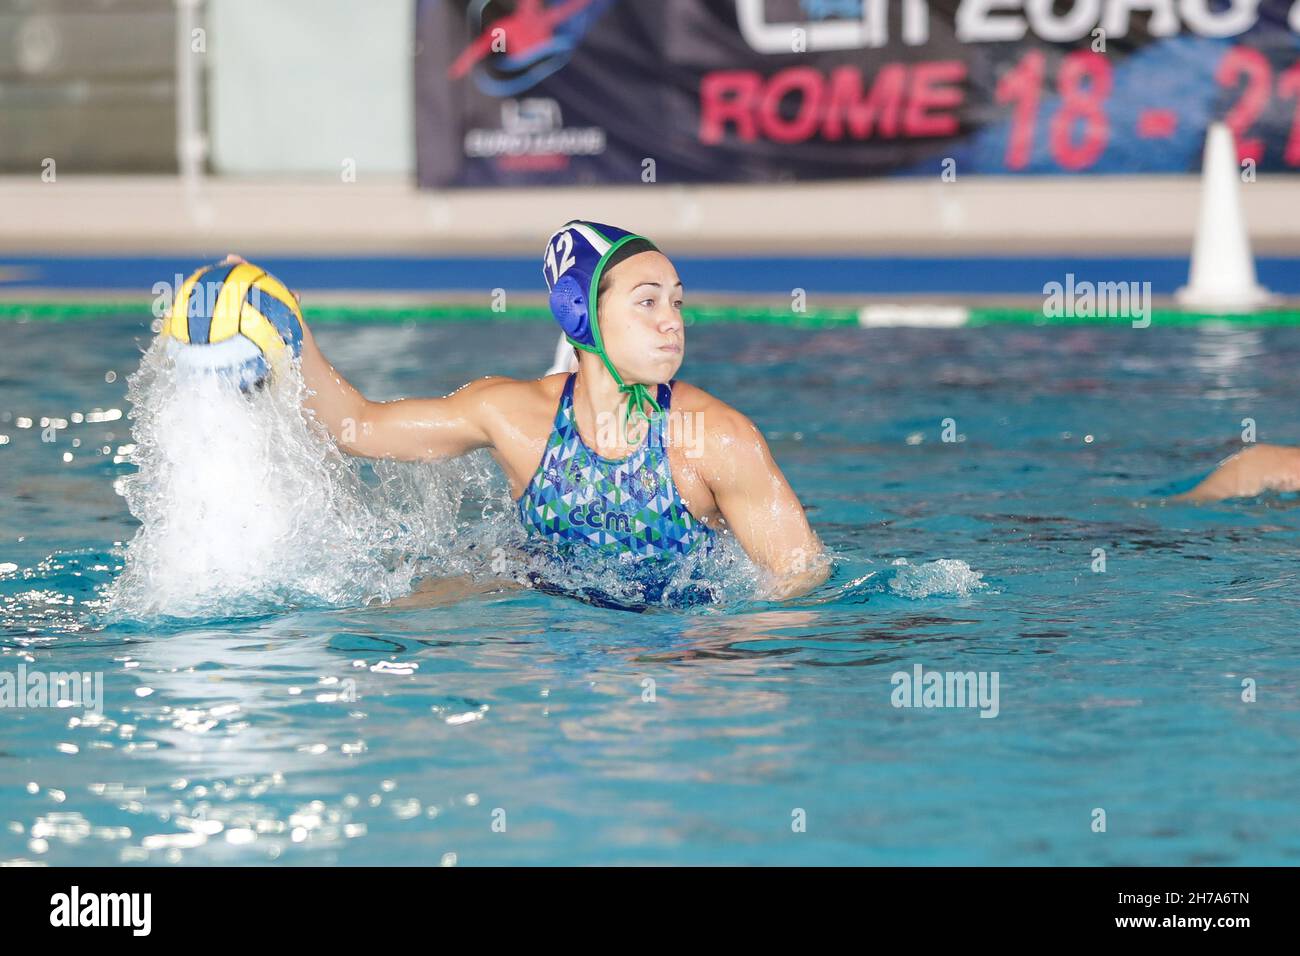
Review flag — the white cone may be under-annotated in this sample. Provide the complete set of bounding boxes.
[1176,122,1273,312]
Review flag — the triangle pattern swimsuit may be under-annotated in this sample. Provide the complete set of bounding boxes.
[516,373,715,605]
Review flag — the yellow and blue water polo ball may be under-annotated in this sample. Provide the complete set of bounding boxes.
[160,261,304,389]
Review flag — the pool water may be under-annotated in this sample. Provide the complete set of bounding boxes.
[2,314,1299,865]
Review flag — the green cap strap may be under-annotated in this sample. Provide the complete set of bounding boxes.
[567,230,665,437]
[567,338,663,433]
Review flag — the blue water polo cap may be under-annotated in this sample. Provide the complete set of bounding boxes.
[541,220,663,425]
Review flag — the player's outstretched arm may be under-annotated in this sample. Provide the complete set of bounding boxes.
[298,316,500,462]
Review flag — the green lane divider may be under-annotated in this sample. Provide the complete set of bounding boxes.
[0,301,861,327]
[0,302,144,322]
[2,300,1299,327]
[308,304,861,328]
[684,305,859,328]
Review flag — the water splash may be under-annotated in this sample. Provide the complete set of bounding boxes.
[886,558,987,599]
[102,343,498,621]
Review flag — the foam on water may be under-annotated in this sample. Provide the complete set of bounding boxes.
[887,557,987,599]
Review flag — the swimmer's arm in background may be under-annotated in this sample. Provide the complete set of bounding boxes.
[704,408,831,600]
[1174,444,1300,502]
[297,318,498,461]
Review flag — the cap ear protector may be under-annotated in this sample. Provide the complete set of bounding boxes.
[542,220,665,430]
[548,273,590,345]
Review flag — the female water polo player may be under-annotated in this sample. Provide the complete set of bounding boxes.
[273,221,828,602]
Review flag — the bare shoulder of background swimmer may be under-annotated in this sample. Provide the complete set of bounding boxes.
[672,381,830,596]
[1173,443,1300,502]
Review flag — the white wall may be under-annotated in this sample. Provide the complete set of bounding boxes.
[208,0,413,176]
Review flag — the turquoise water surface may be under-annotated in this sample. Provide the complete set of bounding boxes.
[2,314,1298,865]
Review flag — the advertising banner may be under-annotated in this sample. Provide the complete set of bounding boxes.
[416,0,1300,185]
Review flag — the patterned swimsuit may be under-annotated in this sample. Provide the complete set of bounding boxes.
[516,373,715,606]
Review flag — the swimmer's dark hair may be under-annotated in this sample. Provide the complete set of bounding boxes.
[596,237,659,300]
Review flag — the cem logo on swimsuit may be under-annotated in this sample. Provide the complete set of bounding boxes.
[517,373,714,559]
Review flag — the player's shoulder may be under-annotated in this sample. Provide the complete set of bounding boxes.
[667,380,762,445]
[449,372,568,416]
